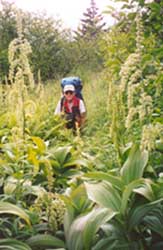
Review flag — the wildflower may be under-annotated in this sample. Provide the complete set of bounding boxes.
[141,123,163,151]
[125,107,137,129]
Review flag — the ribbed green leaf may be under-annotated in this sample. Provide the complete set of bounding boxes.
[143,204,163,237]
[92,237,132,250]
[92,237,118,250]
[144,215,163,237]
[84,171,124,190]
[121,179,154,215]
[70,184,89,210]
[63,159,88,168]
[64,206,75,243]
[120,145,148,184]
[53,146,72,165]
[67,207,117,250]
[4,177,17,195]
[128,199,163,231]
[62,184,91,241]
[0,202,30,225]
[133,179,155,201]
[0,239,31,250]
[83,209,117,250]
[85,181,121,212]
[26,234,65,248]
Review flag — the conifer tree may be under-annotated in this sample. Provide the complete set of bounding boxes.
[75,0,105,40]
[74,0,106,70]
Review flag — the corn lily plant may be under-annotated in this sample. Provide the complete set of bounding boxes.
[61,144,163,250]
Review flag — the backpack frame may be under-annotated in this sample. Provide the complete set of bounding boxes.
[61,76,83,100]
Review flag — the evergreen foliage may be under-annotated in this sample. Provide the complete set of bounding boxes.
[74,0,106,71]
[75,0,105,39]
[0,2,163,248]
[0,1,17,81]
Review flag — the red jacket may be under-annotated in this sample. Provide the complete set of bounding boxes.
[61,96,81,129]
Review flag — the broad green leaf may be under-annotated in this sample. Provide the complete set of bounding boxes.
[70,184,89,209]
[50,159,60,169]
[144,215,163,237]
[64,159,88,168]
[46,249,65,250]
[26,234,65,248]
[84,171,124,190]
[85,181,121,212]
[128,199,163,231]
[4,182,17,195]
[92,237,132,250]
[62,184,90,240]
[53,146,72,165]
[143,204,163,237]
[92,237,117,250]
[0,239,32,250]
[44,123,64,139]
[83,208,117,250]
[4,177,17,195]
[64,205,75,242]
[133,180,155,201]
[67,207,117,250]
[0,202,31,225]
[47,249,66,250]
[121,179,154,215]
[40,159,53,175]
[120,145,148,184]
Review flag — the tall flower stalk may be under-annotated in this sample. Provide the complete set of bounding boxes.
[109,11,163,155]
[8,12,34,88]
[121,12,163,151]
[108,73,125,163]
[8,11,35,140]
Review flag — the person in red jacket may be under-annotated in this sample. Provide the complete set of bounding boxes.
[55,84,86,130]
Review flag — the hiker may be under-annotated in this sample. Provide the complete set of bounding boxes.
[54,84,86,130]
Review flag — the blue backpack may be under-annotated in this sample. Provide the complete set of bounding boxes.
[61,76,83,100]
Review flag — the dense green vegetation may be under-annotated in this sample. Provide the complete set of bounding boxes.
[0,0,163,249]
[0,0,106,81]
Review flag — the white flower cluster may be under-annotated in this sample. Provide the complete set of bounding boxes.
[33,192,65,232]
[8,12,34,88]
[119,53,141,92]
[125,107,137,129]
[120,52,142,129]
[119,13,156,132]
[120,13,143,93]
[141,123,163,151]
[135,14,144,53]
[139,92,153,121]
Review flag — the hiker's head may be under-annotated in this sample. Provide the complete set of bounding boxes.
[63,84,75,101]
